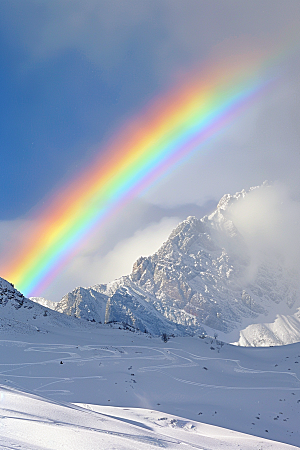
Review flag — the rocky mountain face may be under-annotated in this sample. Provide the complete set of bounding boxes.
[36,185,300,345]
[53,284,191,336]
[0,277,103,335]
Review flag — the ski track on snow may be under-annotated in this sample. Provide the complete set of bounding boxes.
[0,340,299,395]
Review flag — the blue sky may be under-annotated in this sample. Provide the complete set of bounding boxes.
[1,1,300,300]
[0,2,163,218]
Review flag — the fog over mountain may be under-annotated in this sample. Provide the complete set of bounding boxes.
[32,183,300,346]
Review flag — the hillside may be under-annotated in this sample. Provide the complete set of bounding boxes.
[0,310,299,448]
[1,274,300,448]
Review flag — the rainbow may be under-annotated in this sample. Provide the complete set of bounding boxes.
[0,46,281,297]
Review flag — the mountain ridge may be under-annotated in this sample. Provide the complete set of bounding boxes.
[32,184,300,346]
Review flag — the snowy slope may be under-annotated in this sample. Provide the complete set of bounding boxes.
[1,388,297,450]
[0,278,300,448]
[30,296,57,310]
[48,185,300,346]
[0,277,106,335]
[236,308,300,346]
[0,318,300,448]
[51,283,194,336]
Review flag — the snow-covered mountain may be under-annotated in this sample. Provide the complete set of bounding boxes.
[34,184,300,346]
[0,277,105,335]
[237,310,300,346]
[1,269,300,448]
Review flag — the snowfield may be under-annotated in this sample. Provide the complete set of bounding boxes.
[0,320,300,449]
[1,391,297,450]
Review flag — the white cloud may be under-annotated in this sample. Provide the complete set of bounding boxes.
[92,216,180,280]
[42,216,180,301]
[2,0,155,73]
[226,183,300,283]
[4,1,300,82]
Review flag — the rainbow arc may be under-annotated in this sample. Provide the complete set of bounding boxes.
[0,47,282,296]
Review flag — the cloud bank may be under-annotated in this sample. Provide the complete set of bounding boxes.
[226,183,300,288]
[41,216,180,302]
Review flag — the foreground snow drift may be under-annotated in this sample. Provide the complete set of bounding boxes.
[0,386,297,450]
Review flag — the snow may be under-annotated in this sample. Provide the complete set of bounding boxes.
[1,392,297,450]
[236,309,300,346]
[0,317,300,449]
[2,392,297,450]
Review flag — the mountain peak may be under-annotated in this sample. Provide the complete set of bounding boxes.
[34,183,300,346]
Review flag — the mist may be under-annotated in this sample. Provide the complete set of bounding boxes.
[41,216,180,302]
[226,183,300,285]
